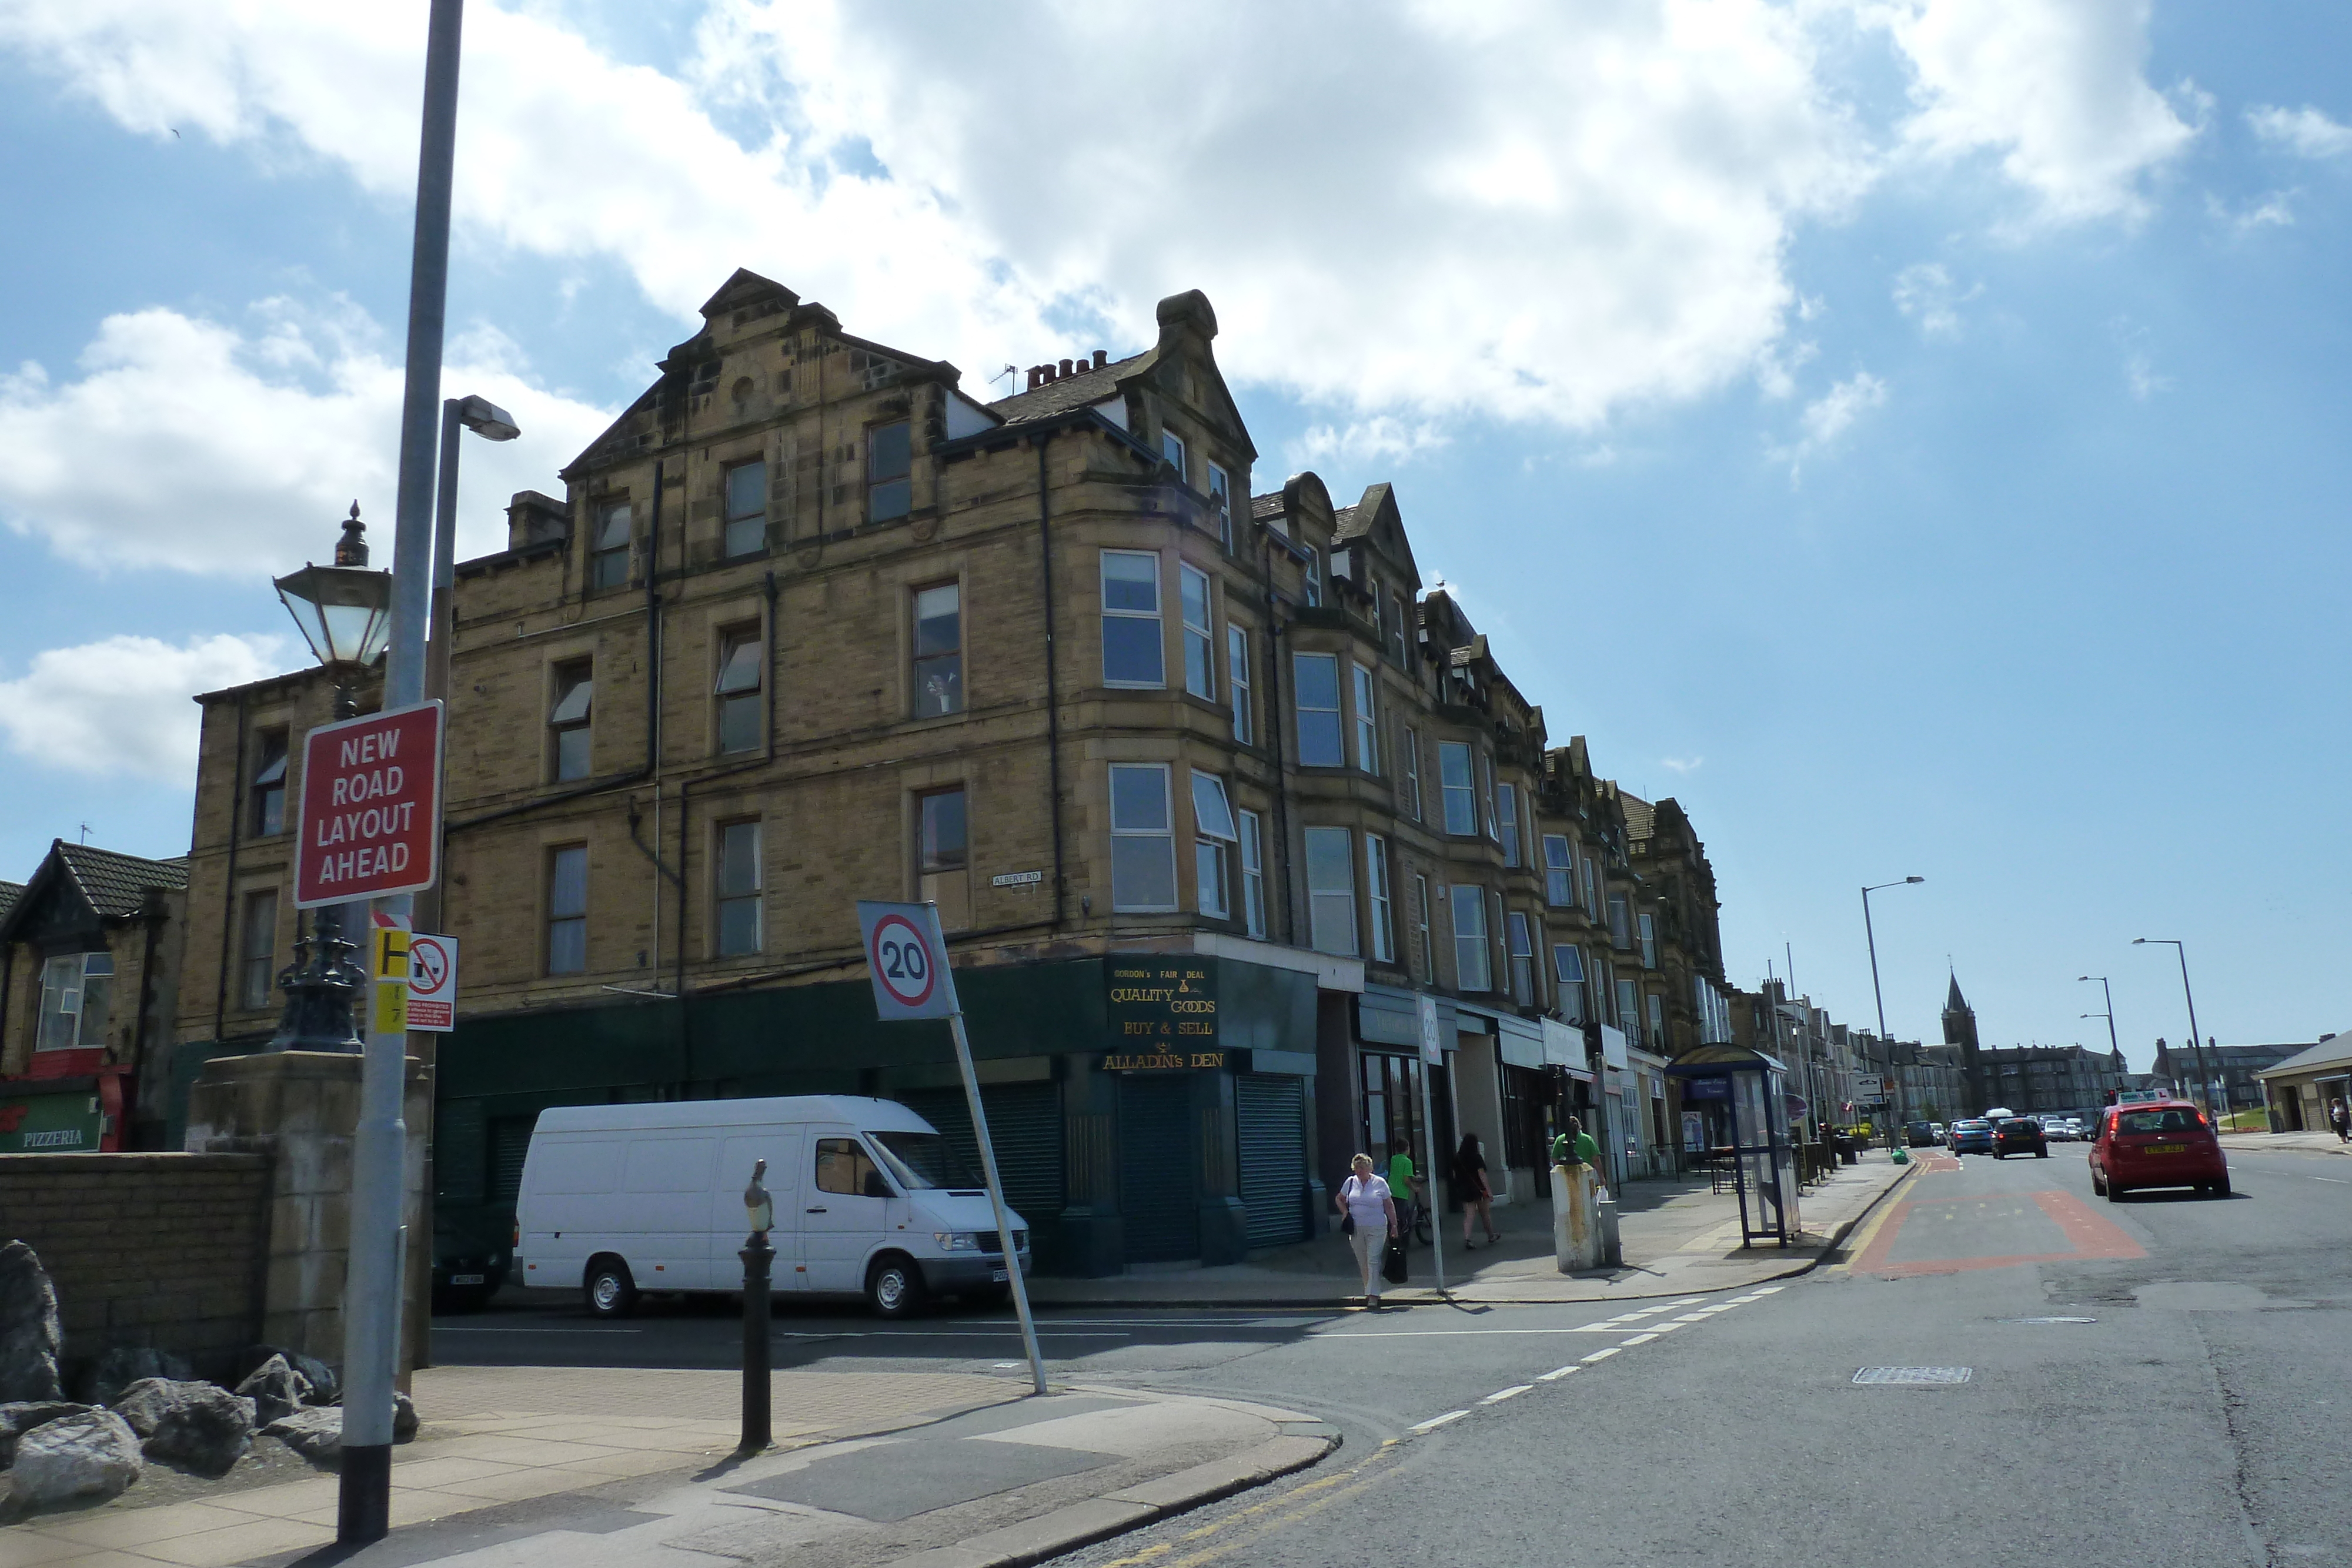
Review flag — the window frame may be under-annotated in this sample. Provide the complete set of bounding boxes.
[1227,623,1252,744]
[1401,726,1422,821]
[1207,461,1231,548]
[548,661,594,782]
[1292,651,1345,768]
[916,784,971,931]
[1100,550,1166,688]
[911,580,964,718]
[1108,762,1178,913]
[1498,783,1521,867]
[249,729,288,838]
[867,419,913,523]
[714,625,763,755]
[1438,741,1477,836]
[1412,873,1434,983]
[714,818,763,957]
[1553,943,1586,1023]
[723,459,767,559]
[1543,835,1575,905]
[1506,911,1535,1007]
[1304,825,1358,958]
[1351,662,1379,774]
[589,501,632,590]
[36,951,113,1052]
[546,844,589,976]
[1479,754,1500,841]
[1638,912,1657,968]
[1190,770,1239,920]
[238,888,278,1011]
[1180,563,1215,700]
[1302,546,1324,607]
[1239,809,1267,940]
[1451,885,1492,992]
[1365,833,1395,964]
[1161,427,1187,479]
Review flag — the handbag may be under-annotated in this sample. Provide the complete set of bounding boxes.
[1342,1213,1355,1238]
[1382,1236,1409,1284]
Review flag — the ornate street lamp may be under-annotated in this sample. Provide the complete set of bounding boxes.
[266,504,393,1052]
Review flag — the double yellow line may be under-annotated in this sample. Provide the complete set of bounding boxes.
[1092,1439,1406,1568]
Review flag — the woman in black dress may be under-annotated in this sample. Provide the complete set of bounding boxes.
[1454,1132,1499,1248]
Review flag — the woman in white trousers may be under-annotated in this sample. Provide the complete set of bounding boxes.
[1334,1153,1399,1306]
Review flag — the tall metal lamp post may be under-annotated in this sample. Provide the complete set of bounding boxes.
[2133,938,2214,1120]
[425,393,519,708]
[266,506,393,1052]
[1862,877,1925,1144]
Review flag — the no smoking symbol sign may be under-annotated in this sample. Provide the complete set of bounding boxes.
[410,938,450,994]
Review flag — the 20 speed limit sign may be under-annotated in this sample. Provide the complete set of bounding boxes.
[857,901,962,1021]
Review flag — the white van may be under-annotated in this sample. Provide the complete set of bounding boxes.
[514,1095,1028,1318]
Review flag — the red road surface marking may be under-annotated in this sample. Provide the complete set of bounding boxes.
[1850,1186,2145,1278]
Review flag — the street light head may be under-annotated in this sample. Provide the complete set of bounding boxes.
[1904,876,1924,884]
[2132,938,2149,945]
[273,504,392,670]
[456,394,521,442]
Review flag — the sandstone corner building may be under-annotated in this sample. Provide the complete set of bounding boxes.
[162,269,1760,1285]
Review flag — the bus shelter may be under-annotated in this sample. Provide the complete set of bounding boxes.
[1668,1045,1799,1248]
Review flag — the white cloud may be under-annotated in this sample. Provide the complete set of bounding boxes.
[2210,190,2297,233]
[0,298,613,575]
[2114,320,2167,400]
[1772,370,1887,479]
[0,0,1884,433]
[1662,755,1705,775]
[0,633,282,779]
[1285,417,1451,478]
[2247,105,2352,159]
[1856,0,2197,222]
[1891,262,1978,338]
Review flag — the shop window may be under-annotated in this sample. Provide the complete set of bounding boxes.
[716,820,762,956]
[250,729,288,837]
[1108,763,1177,912]
[1101,551,1164,687]
[868,421,913,522]
[912,582,963,717]
[37,951,112,1052]
[1304,826,1357,958]
[549,663,593,781]
[918,786,971,931]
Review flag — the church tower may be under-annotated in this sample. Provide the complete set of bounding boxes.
[1942,971,1984,1114]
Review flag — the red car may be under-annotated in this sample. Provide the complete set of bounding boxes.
[2089,1101,2230,1199]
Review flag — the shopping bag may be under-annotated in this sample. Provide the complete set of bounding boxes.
[1382,1236,1409,1285]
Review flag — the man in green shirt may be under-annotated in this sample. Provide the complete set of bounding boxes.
[1552,1115,1601,1168]
[1388,1145,1421,1242]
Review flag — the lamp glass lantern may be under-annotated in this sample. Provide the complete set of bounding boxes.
[273,562,393,671]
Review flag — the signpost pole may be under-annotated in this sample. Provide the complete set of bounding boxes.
[1416,997,1446,1295]
[947,1010,1047,1396]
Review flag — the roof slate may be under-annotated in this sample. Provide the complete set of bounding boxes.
[1621,794,1656,843]
[0,881,21,924]
[55,842,188,918]
[1250,492,1285,520]
[985,355,1144,426]
[2257,1037,2352,1079]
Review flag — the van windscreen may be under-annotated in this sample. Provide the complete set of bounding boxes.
[871,1131,983,1191]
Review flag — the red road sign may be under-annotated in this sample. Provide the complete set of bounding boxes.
[294,701,444,908]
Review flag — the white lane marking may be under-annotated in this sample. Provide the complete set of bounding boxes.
[1319,1326,1635,1340]
[774,1330,1129,1339]
[1481,1385,1534,1405]
[1582,1347,1622,1363]
[1536,1365,1581,1382]
[1672,1296,1708,1305]
[1667,1314,1709,1324]
[436,1327,642,1334]
[2314,1176,2350,1185]
[1410,1410,1471,1433]
[1645,1323,1683,1333]
[1753,1286,1785,1294]
[1619,1333,1659,1345]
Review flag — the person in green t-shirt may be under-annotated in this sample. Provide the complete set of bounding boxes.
[1552,1115,1601,1169]
[1388,1145,1421,1242]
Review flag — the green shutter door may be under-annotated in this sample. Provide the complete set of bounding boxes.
[894,1084,1064,1228]
[1118,1075,1200,1263]
[1237,1074,1308,1249]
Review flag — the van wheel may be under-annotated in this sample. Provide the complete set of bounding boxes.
[585,1258,639,1319]
[867,1255,926,1319]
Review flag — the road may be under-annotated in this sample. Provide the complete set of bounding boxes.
[434,1141,2352,1566]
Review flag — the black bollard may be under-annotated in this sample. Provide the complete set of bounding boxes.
[739,1231,773,1454]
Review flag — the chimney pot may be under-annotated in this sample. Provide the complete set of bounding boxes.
[1027,366,1043,390]
[1093,349,1108,370]
[1059,358,1074,378]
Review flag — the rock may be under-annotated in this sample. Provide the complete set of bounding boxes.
[112,1378,252,1477]
[263,1406,342,1466]
[232,1345,339,1407]
[8,1409,142,1507]
[1,1400,91,1469]
[78,1347,196,1410]
[233,1355,313,1427]
[0,1241,65,1403]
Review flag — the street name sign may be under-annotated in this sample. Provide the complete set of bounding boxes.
[405,934,458,1032]
[294,701,444,908]
[857,901,960,1021]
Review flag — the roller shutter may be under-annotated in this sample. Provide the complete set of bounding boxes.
[1118,1075,1200,1263]
[1237,1075,1308,1249]
[487,1115,534,1210]
[894,1084,1064,1229]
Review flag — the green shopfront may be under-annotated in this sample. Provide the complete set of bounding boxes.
[435,952,1324,1279]
[0,1079,108,1153]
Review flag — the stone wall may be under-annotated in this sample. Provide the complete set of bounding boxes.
[0,1151,270,1385]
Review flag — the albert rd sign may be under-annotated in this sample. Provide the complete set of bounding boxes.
[294,701,444,908]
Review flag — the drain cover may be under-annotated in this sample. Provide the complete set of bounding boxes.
[1853,1366,1972,1385]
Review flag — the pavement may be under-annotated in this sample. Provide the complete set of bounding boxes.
[2219,1127,2352,1156]
[1025,1149,1917,1307]
[0,1370,1335,1568]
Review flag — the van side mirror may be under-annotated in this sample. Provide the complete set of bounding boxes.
[863,1169,893,1199]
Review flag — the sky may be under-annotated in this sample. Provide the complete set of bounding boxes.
[0,1,2346,1069]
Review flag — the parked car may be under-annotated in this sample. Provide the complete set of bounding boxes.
[1903,1119,1937,1148]
[1929,1122,1946,1142]
[1993,1116,2048,1158]
[2042,1118,2077,1143]
[515,1095,1030,1318]
[1949,1119,1995,1155]
[432,1208,513,1313]
[2090,1101,2230,1199]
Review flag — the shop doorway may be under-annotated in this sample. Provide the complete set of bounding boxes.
[1118,1074,1200,1263]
